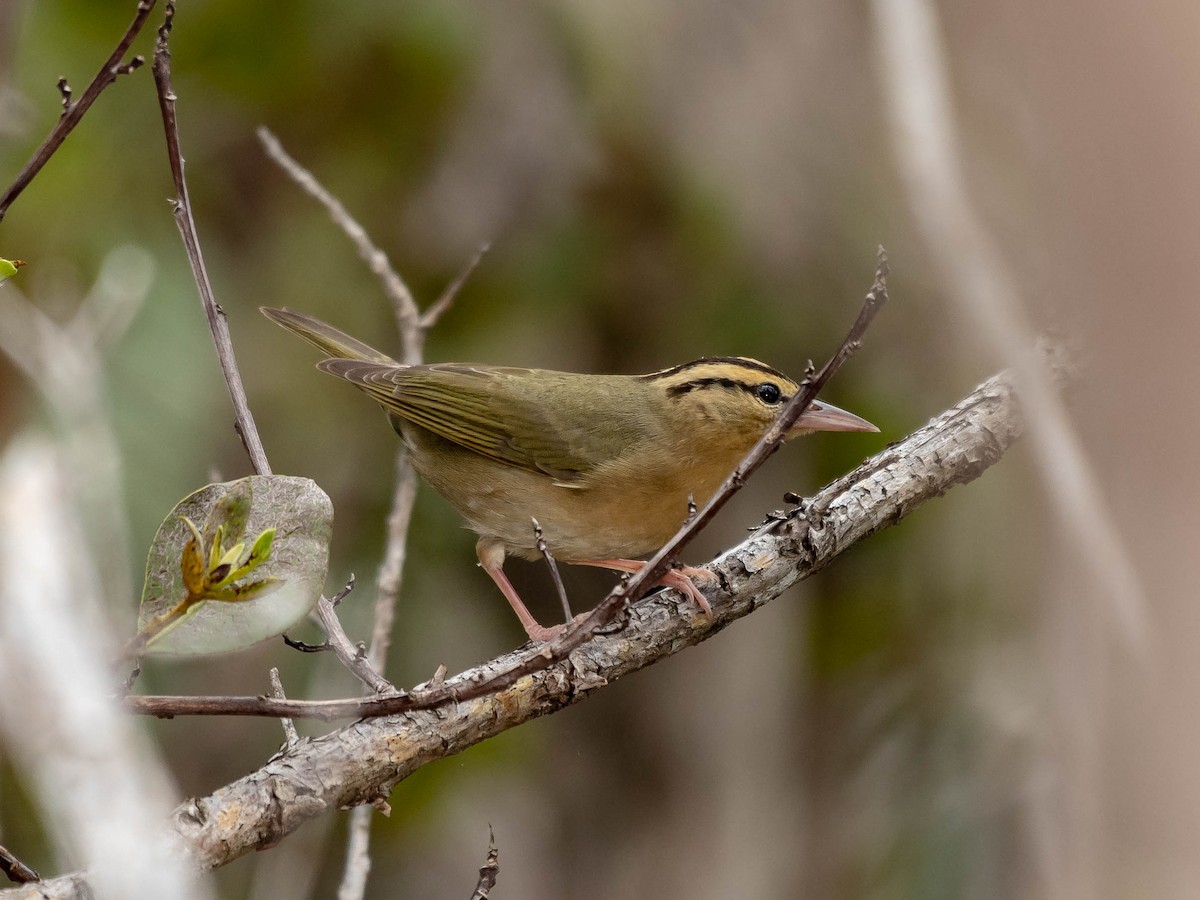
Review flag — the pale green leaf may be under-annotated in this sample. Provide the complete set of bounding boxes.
[136,475,333,656]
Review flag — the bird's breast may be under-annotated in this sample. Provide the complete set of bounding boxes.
[401,422,744,561]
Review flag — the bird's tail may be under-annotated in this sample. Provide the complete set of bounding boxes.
[260,306,398,365]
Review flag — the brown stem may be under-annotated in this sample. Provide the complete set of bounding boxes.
[0,1,156,224]
[151,3,272,476]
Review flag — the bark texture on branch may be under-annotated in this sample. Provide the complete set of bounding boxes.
[2,367,1022,895]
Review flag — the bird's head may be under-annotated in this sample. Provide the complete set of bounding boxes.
[642,356,877,445]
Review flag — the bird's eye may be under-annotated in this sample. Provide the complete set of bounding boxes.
[755,382,782,404]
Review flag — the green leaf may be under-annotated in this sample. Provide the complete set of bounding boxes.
[247,527,275,566]
[135,475,333,656]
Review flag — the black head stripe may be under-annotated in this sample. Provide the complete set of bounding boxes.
[666,376,792,402]
[642,356,790,383]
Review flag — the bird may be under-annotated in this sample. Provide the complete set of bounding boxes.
[261,306,877,642]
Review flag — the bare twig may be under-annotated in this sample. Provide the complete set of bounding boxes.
[533,517,573,622]
[312,589,395,695]
[282,635,331,653]
[469,829,499,900]
[256,127,423,362]
[0,440,210,899]
[871,0,1145,648]
[422,241,490,330]
[268,668,299,749]
[0,0,155,223]
[152,4,271,477]
[345,462,417,899]
[365,458,417,671]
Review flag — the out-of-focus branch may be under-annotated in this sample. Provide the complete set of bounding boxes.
[0,440,210,900]
[0,248,152,608]
[870,0,1146,648]
[256,127,425,363]
[0,0,155,223]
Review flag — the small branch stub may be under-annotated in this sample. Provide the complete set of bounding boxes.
[469,829,499,900]
[0,843,40,884]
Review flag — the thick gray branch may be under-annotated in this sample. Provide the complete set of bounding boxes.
[6,367,1022,894]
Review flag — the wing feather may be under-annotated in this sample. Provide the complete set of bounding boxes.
[317,360,603,481]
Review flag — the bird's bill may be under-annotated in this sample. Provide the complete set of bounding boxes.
[792,399,878,434]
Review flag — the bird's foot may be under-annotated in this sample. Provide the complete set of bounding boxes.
[576,559,715,620]
[657,567,714,619]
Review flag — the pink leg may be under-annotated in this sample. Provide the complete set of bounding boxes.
[477,538,569,642]
[577,559,714,619]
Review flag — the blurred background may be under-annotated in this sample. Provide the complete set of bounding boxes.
[0,0,1194,897]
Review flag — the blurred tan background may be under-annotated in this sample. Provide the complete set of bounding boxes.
[0,0,1195,897]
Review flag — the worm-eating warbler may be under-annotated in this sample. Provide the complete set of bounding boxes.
[262,307,877,641]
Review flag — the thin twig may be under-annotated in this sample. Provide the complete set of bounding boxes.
[422,241,490,330]
[282,635,331,653]
[152,4,271,476]
[256,123,432,895]
[311,586,395,695]
[533,517,573,622]
[469,829,499,899]
[268,668,299,749]
[365,457,417,672]
[0,0,155,223]
[256,126,423,363]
